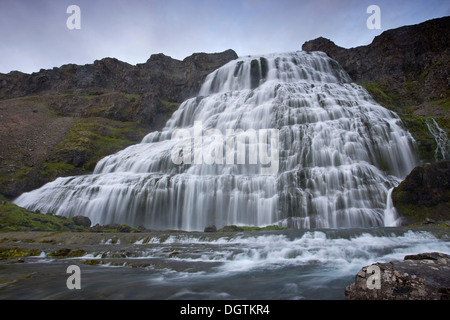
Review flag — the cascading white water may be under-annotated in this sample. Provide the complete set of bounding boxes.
[14,51,418,230]
[425,117,450,161]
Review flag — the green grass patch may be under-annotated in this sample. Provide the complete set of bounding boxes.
[0,247,42,259]
[160,99,180,113]
[40,162,77,178]
[0,195,80,232]
[359,82,401,112]
[432,96,450,110]
[50,117,148,170]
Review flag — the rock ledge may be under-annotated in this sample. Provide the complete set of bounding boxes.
[345,252,450,300]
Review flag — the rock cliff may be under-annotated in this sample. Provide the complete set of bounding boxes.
[0,50,238,198]
[302,16,449,112]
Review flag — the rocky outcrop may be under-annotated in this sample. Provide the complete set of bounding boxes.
[345,252,450,300]
[302,16,449,111]
[0,50,238,198]
[0,49,238,126]
[392,160,450,224]
[72,216,92,228]
[0,50,238,101]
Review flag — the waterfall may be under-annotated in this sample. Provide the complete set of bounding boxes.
[14,51,418,230]
[425,118,450,161]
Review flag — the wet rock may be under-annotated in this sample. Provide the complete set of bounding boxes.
[48,248,86,258]
[118,224,131,233]
[219,225,244,232]
[302,17,450,106]
[89,224,104,233]
[345,252,450,300]
[424,218,437,224]
[87,223,132,232]
[392,160,450,224]
[72,215,91,228]
[204,225,217,232]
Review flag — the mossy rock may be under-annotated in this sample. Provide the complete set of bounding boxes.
[218,225,244,232]
[400,115,449,163]
[0,194,82,232]
[392,161,450,224]
[0,247,42,260]
[49,117,148,171]
[48,248,87,258]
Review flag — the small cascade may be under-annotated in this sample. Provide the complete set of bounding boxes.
[425,118,450,161]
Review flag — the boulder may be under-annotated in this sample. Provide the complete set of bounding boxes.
[72,215,91,228]
[345,252,450,300]
[204,225,217,232]
[219,225,244,232]
[392,160,450,224]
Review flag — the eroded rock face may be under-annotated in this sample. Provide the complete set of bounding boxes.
[392,160,450,224]
[0,50,238,101]
[0,50,238,198]
[302,16,450,109]
[345,252,450,300]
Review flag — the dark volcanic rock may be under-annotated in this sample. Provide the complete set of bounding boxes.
[0,50,238,103]
[392,160,450,224]
[0,50,238,130]
[204,225,217,232]
[0,49,237,198]
[72,215,92,228]
[302,16,450,111]
[345,252,450,300]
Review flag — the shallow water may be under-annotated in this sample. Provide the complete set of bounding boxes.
[0,228,449,300]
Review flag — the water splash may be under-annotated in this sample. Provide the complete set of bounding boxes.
[14,51,418,230]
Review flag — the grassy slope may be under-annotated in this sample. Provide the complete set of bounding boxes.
[360,82,449,163]
[0,195,81,232]
[360,80,449,224]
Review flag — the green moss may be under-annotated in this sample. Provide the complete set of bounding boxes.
[400,115,449,162]
[240,225,287,231]
[0,194,81,232]
[82,259,101,266]
[432,96,450,110]
[392,188,450,223]
[48,248,86,257]
[40,162,77,178]
[0,248,42,259]
[160,99,180,113]
[126,94,140,103]
[0,166,34,186]
[400,115,434,162]
[160,99,181,123]
[50,117,148,171]
[419,61,442,80]
[359,82,401,111]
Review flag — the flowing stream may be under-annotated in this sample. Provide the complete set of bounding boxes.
[0,228,449,300]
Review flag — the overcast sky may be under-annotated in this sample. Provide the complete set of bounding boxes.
[0,0,448,74]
